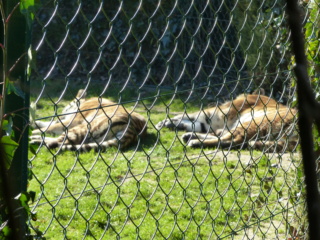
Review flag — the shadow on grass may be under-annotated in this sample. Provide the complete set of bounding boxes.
[126,132,159,151]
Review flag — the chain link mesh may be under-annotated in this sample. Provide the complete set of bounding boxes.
[28,0,309,239]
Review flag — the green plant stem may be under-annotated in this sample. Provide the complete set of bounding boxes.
[0,0,6,124]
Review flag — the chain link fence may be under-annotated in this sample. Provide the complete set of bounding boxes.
[27,0,310,239]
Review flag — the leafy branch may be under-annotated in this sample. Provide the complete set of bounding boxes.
[0,0,42,239]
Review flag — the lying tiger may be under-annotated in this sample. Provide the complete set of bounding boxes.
[156,94,298,152]
[31,91,147,152]
[32,89,87,129]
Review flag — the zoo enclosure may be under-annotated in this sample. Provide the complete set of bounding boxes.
[22,0,318,239]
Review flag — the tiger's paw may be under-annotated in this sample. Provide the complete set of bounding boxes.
[155,119,168,130]
[186,139,202,148]
[181,132,197,143]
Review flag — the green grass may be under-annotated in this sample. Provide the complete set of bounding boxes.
[28,82,306,239]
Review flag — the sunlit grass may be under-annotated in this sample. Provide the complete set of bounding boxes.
[28,84,305,239]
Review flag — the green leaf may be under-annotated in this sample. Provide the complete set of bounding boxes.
[15,192,30,214]
[0,136,19,168]
[20,0,35,21]
[20,0,41,28]
[6,79,15,95]
[2,120,11,135]
[0,221,11,237]
[6,80,25,99]
[2,117,15,138]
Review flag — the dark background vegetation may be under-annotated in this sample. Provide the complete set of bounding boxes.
[31,0,293,103]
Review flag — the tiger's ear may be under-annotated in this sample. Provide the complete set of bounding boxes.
[76,89,87,99]
[252,88,265,95]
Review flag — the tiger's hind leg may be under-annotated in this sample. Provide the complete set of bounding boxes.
[182,123,251,149]
[43,125,141,152]
[60,140,118,152]
[60,130,139,152]
[248,140,298,152]
[31,122,90,150]
[183,132,241,149]
[31,134,119,152]
[183,130,298,152]
[181,132,217,143]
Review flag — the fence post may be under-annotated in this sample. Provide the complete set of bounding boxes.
[286,0,320,239]
[1,0,30,238]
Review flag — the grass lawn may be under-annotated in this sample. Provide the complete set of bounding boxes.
[28,80,305,239]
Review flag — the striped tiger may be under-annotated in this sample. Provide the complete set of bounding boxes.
[31,96,147,152]
[156,94,298,152]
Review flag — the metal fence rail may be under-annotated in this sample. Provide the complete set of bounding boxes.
[26,0,312,239]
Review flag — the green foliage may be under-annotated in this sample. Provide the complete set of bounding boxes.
[305,1,320,94]
[233,1,290,92]
[0,0,43,239]
[304,1,320,151]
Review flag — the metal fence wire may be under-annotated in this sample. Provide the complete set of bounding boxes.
[28,0,310,239]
